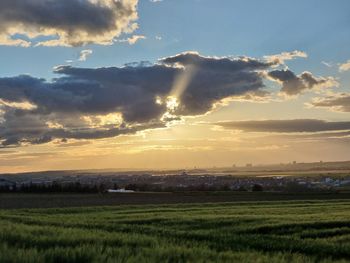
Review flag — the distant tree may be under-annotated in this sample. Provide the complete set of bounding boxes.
[252,184,263,192]
[284,182,309,192]
[220,184,230,191]
[125,184,137,191]
[237,186,248,192]
[97,183,107,193]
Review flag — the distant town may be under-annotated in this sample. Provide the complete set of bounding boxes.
[1,161,350,193]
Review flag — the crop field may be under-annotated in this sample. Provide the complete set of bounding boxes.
[0,200,350,263]
[2,192,350,209]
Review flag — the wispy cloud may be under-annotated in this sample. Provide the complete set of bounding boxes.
[339,60,350,72]
[309,93,350,112]
[264,50,307,65]
[217,119,350,133]
[79,50,93,62]
[322,61,333,68]
[118,35,146,45]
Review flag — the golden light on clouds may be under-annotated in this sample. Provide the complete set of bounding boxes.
[0,99,37,110]
[81,113,123,128]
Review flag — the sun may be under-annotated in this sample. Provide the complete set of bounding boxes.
[166,96,179,112]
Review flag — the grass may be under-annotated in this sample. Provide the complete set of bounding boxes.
[0,200,350,262]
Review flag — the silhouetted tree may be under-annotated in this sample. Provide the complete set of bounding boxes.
[252,184,263,192]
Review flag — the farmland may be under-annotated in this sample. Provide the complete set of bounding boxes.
[1,191,350,209]
[1,199,350,262]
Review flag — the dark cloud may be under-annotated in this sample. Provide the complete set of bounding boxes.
[160,52,271,115]
[161,52,270,71]
[50,52,272,119]
[310,93,350,112]
[268,70,336,95]
[0,112,165,147]
[52,64,173,120]
[0,52,274,147]
[1,52,333,147]
[0,0,138,47]
[0,106,165,146]
[217,119,350,133]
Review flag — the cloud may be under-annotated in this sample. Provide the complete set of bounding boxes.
[225,90,272,103]
[322,61,333,68]
[0,51,330,147]
[339,60,350,72]
[159,52,272,115]
[264,50,307,65]
[217,119,350,133]
[0,52,276,146]
[118,34,146,44]
[0,107,165,146]
[79,50,93,61]
[268,69,337,96]
[310,93,350,112]
[0,0,138,47]
[57,141,92,147]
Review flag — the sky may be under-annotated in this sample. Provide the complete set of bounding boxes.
[0,0,350,173]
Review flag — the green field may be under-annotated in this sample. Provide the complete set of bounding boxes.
[1,200,350,263]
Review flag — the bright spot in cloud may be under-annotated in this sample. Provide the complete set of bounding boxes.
[166,96,179,112]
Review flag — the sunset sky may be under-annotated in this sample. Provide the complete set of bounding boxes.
[1,0,350,173]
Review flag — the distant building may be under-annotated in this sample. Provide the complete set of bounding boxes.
[107,189,135,193]
[324,177,333,184]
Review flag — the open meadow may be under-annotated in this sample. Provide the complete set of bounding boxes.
[1,199,350,262]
